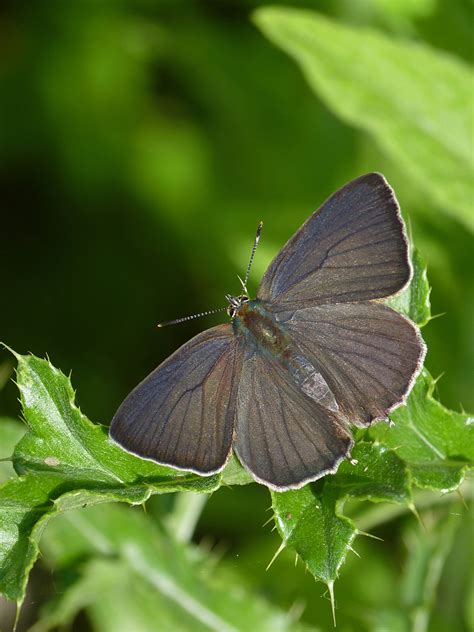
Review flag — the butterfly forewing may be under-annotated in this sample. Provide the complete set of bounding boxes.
[283,302,425,426]
[234,349,353,490]
[110,325,242,474]
[258,173,411,309]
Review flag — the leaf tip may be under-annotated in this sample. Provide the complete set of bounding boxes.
[0,342,20,361]
[327,580,337,627]
[250,5,278,31]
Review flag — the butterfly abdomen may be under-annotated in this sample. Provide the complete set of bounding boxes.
[233,300,340,412]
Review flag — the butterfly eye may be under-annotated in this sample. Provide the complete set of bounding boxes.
[227,294,250,318]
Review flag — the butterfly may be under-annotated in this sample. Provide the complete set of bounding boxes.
[110,173,425,490]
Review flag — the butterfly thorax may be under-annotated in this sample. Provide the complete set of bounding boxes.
[232,299,292,360]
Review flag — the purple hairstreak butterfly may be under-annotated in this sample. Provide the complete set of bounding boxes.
[110,173,425,490]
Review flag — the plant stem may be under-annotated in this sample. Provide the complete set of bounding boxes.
[166,492,209,544]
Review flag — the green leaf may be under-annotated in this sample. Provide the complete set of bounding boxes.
[34,503,314,632]
[0,473,60,602]
[372,370,474,491]
[272,442,412,588]
[329,442,412,504]
[29,558,127,632]
[272,485,355,587]
[400,508,462,630]
[254,7,474,231]
[380,251,474,488]
[387,249,431,327]
[221,454,253,487]
[0,351,220,602]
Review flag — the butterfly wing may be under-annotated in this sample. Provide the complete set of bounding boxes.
[282,302,425,427]
[234,349,353,490]
[258,173,410,309]
[110,325,242,474]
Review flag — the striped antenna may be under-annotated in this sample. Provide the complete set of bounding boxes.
[242,221,263,293]
[157,306,227,328]
[157,223,263,328]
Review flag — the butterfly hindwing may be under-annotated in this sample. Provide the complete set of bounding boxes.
[234,349,353,490]
[283,302,425,426]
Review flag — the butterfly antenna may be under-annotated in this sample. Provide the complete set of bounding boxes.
[237,275,247,293]
[157,306,227,328]
[242,221,263,292]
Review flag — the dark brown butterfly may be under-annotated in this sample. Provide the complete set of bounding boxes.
[110,173,425,490]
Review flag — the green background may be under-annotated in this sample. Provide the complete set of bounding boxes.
[0,1,472,630]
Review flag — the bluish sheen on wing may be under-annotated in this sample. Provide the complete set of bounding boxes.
[234,350,353,490]
[258,173,410,309]
[283,303,425,426]
[110,325,242,474]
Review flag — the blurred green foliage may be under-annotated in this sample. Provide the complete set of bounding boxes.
[0,1,472,631]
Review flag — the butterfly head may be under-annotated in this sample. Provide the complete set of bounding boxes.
[226,294,249,319]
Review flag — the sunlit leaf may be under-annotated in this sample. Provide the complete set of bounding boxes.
[0,351,219,602]
[271,442,411,588]
[254,7,474,231]
[372,371,474,491]
[273,485,355,587]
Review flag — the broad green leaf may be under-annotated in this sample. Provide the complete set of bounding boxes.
[372,370,474,491]
[0,350,220,602]
[34,503,315,632]
[272,442,412,588]
[272,485,355,588]
[329,442,411,504]
[0,473,61,602]
[254,7,474,231]
[0,471,164,602]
